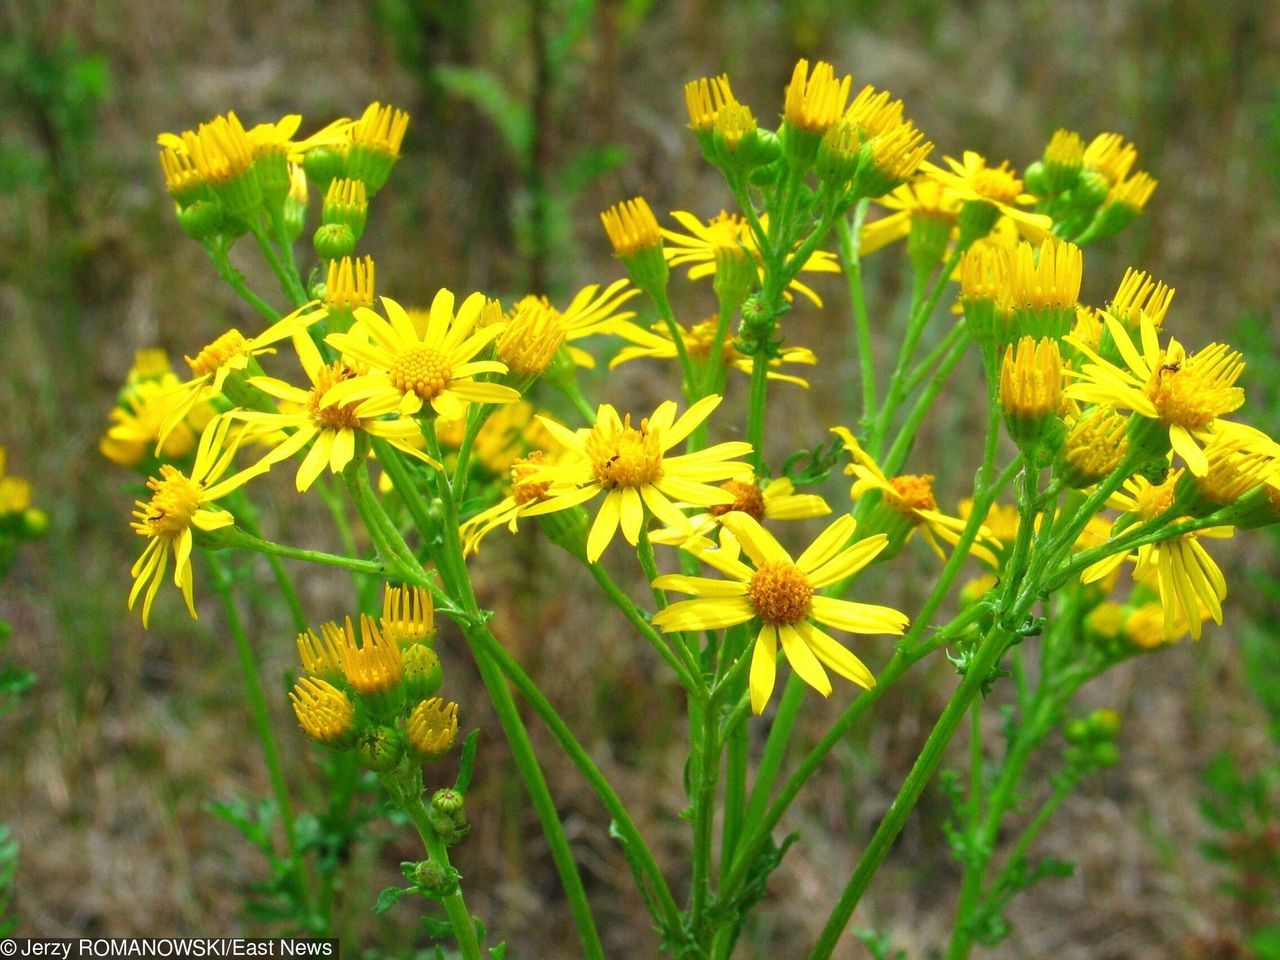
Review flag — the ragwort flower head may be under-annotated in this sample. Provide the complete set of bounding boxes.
[519,396,753,562]
[325,292,520,421]
[1065,311,1252,474]
[653,512,908,713]
[235,331,438,491]
[129,415,265,626]
[831,427,1001,565]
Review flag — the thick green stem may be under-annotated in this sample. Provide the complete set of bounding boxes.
[746,350,770,473]
[740,672,806,841]
[206,244,280,323]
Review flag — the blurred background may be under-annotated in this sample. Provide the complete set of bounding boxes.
[2,0,1280,957]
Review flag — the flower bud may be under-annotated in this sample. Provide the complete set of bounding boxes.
[356,725,403,771]
[406,697,459,761]
[314,222,356,261]
[402,645,443,701]
[303,145,346,188]
[178,200,225,240]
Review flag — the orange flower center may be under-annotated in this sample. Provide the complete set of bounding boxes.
[390,347,452,401]
[187,329,248,377]
[972,164,1022,205]
[587,415,663,489]
[885,474,937,520]
[511,452,553,505]
[1144,345,1244,430]
[309,362,363,431]
[748,560,813,625]
[709,479,766,520]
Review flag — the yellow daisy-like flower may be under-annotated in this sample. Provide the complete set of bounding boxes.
[859,179,962,256]
[610,317,818,387]
[289,677,356,745]
[324,291,521,420]
[650,474,831,547]
[460,450,575,555]
[102,372,216,468]
[1064,311,1248,475]
[652,512,908,713]
[499,279,640,370]
[922,151,1053,241]
[660,210,840,307]
[129,415,265,626]
[1082,472,1232,640]
[519,395,753,563]
[234,331,438,491]
[831,427,1001,565]
[158,303,325,445]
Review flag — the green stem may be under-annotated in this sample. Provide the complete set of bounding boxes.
[587,561,701,694]
[218,527,392,578]
[467,624,684,936]
[838,203,877,425]
[421,427,607,960]
[740,672,806,841]
[272,212,310,308]
[882,327,972,476]
[869,248,964,458]
[251,219,307,308]
[402,799,483,960]
[206,244,280,323]
[809,621,1015,960]
[204,550,314,925]
[652,288,697,400]
[746,349,770,473]
[689,692,721,940]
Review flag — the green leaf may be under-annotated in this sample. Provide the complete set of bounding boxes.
[455,729,480,793]
[432,65,533,163]
[374,886,411,914]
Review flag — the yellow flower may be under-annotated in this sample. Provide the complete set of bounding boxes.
[380,585,436,648]
[783,59,852,134]
[1107,268,1174,330]
[234,331,438,490]
[650,474,831,547]
[0,447,31,516]
[159,303,325,445]
[500,279,639,370]
[660,210,840,307]
[1059,406,1129,488]
[290,677,356,745]
[101,372,216,468]
[922,151,1053,241]
[324,292,521,420]
[333,614,403,695]
[860,180,962,256]
[297,624,344,679]
[601,196,664,258]
[652,512,908,713]
[685,74,737,132]
[999,336,1063,446]
[324,256,376,314]
[407,697,459,759]
[460,450,573,555]
[519,396,753,563]
[610,317,817,387]
[129,416,265,626]
[831,427,1001,565]
[1082,132,1139,187]
[1065,311,1248,474]
[1083,473,1232,640]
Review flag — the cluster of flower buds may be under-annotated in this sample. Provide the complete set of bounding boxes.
[289,585,460,771]
[1023,129,1157,243]
[156,102,405,251]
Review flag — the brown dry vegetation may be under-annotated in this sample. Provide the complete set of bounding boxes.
[2,1,1280,957]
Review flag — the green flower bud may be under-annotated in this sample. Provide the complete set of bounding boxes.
[314,222,356,261]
